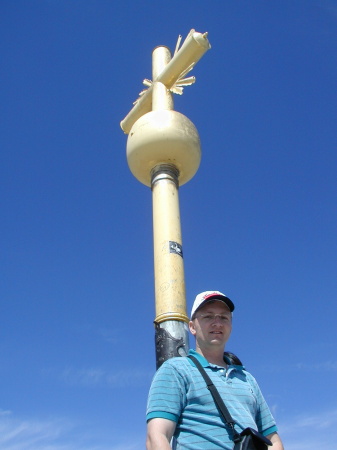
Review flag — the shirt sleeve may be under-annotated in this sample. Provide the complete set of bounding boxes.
[146,359,186,422]
[247,373,278,435]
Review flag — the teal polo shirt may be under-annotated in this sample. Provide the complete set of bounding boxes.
[147,349,277,449]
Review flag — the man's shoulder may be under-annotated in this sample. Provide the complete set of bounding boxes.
[152,356,193,385]
[160,355,192,370]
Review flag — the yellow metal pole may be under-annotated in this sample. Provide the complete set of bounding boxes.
[152,165,188,325]
[121,30,210,368]
[151,164,190,367]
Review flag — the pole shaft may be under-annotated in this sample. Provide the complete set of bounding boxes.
[152,47,173,111]
[151,165,190,368]
[152,166,188,324]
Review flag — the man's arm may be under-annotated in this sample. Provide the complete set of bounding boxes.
[266,432,284,450]
[146,417,176,450]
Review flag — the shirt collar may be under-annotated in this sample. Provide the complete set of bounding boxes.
[188,349,209,367]
[188,349,245,371]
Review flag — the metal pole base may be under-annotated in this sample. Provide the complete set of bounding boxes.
[155,320,190,369]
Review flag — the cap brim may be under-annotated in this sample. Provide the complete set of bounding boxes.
[193,294,235,318]
[207,295,234,312]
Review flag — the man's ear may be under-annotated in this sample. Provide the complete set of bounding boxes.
[189,320,196,336]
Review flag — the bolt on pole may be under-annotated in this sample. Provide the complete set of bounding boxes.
[120,29,211,369]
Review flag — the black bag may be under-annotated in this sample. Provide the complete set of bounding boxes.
[188,355,272,450]
[233,427,272,450]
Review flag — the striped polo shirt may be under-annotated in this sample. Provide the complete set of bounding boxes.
[147,349,277,449]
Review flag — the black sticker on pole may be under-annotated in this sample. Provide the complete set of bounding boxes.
[169,241,183,258]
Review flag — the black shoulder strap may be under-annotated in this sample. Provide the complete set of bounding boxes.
[188,355,240,439]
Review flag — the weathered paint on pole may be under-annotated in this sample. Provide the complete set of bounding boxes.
[121,29,211,368]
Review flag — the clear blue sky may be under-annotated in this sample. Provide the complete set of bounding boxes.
[1,1,337,449]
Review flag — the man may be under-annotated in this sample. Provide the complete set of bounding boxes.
[146,291,284,449]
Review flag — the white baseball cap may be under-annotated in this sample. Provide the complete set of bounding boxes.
[191,290,235,319]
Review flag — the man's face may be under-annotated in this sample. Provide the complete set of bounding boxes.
[189,301,232,350]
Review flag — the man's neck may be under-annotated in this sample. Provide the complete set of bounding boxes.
[195,346,226,367]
